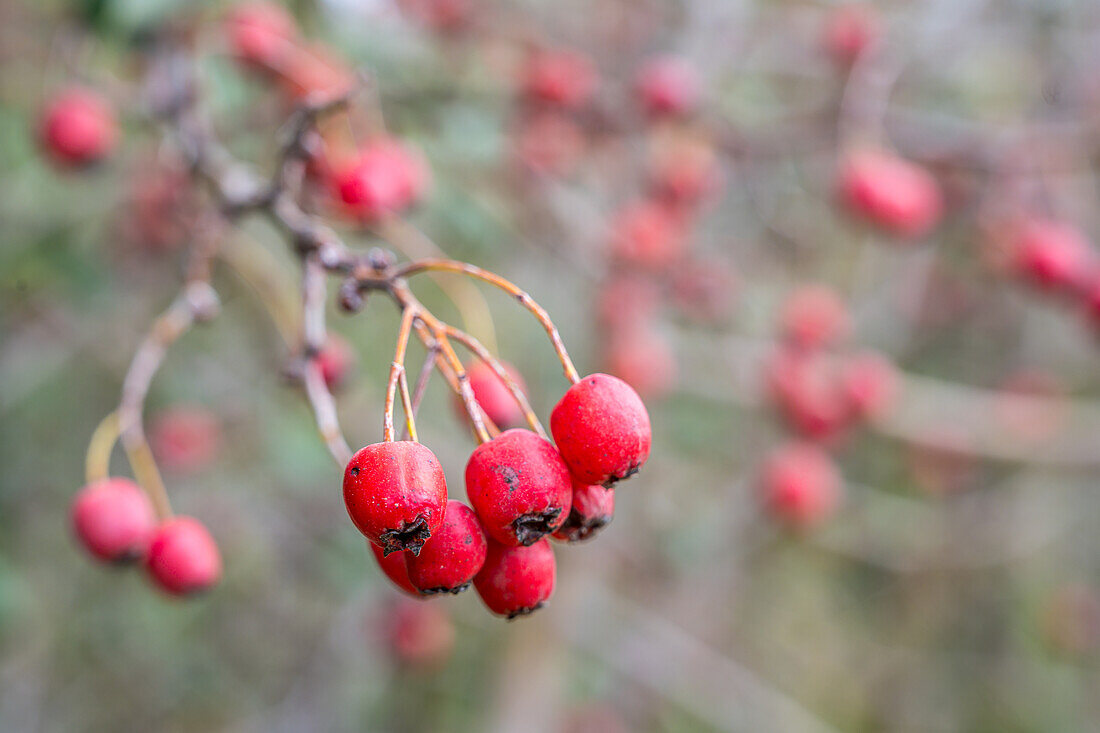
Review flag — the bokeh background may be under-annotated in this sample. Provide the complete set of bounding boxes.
[5,0,1100,731]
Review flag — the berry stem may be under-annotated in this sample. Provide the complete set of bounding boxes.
[84,411,120,484]
[383,306,419,442]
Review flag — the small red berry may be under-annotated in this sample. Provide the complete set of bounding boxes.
[383,599,456,667]
[344,441,448,555]
[465,429,572,546]
[767,350,851,441]
[635,55,701,118]
[405,500,488,594]
[649,141,724,207]
[838,150,943,239]
[146,517,223,595]
[370,542,420,597]
[823,4,881,67]
[840,351,899,421]
[780,285,849,351]
[608,200,688,270]
[38,87,117,168]
[71,478,157,563]
[553,480,614,543]
[332,139,429,222]
[399,0,471,33]
[1013,219,1091,292]
[670,258,737,323]
[474,538,556,619]
[522,49,597,108]
[596,273,662,331]
[761,443,841,529]
[225,2,298,71]
[550,373,652,487]
[603,326,676,400]
[316,334,356,390]
[149,405,221,473]
[513,111,585,176]
[276,43,356,102]
[462,360,527,429]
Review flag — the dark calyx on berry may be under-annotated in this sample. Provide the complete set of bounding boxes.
[379,516,432,556]
[507,603,544,620]
[419,582,472,596]
[555,507,612,542]
[602,463,640,489]
[513,507,563,545]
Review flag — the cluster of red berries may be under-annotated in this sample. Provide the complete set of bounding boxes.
[344,373,650,618]
[71,478,222,595]
[761,285,899,528]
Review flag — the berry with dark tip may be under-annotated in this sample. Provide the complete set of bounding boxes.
[71,478,157,564]
[370,542,420,597]
[474,538,556,619]
[550,373,652,487]
[344,441,448,556]
[405,500,488,594]
[145,517,223,595]
[465,429,572,546]
[553,480,614,542]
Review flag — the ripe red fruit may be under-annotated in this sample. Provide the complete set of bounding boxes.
[766,350,851,441]
[399,0,471,33]
[370,542,420,597]
[780,285,849,351]
[149,405,221,473]
[316,334,355,390]
[1013,219,1091,292]
[670,258,737,323]
[145,517,223,595]
[344,441,448,555]
[331,139,429,222]
[553,481,614,542]
[840,351,899,420]
[838,150,943,239]
[465,429,572,546]
[823,4,881,67]
[513,111,585,176]
[71,478,157,563]
[383,599,456,667]
[276,43,356,102]
[38,87,117,168]
[603,326,676,400]
[596,273,662,331]
[648,141,724,207]
[635,55,701,118]
[462,360,527,429]
[522,49,597,108]
[761,443,841,528]
[550,373,652,487]
[225,2,298,71]
[474,538,556,618]
[608,200,688,270]
[405,500,488,594]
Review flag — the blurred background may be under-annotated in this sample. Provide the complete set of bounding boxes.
[5,0,1100,730]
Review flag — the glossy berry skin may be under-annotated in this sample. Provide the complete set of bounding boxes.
[474,538,556,619]
[332,140,428,222]
[463,360,527,428]
[1014,220,1091,292]
[841,351,899,420]
[225,2,297,70]
[405,500,488,594]
[635,56,701,118]
[146,517,222,595]
[761,443,841,529]
[466,429,572,546]
[838,150,942,239]
[550,373,652,487]
[71,478,156,564]
[553,481,614,543]
[344,441,448,555]
[780,285,849,350]
[38,88,117,168]
[370,542,420,597]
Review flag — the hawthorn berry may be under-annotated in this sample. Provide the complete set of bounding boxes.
[823,4,881,67]
[648,140,724,208]
[344,441,448,555]
[149,405,221,473]
[766,349,851,441]
[405,500,488,594]
[474,538,556,618]
[522,49,597,108]
[761,443,841,529]
[384,599,456,667]
[780,285,849,351]
[838,149,943,238]
[603,326,676,400]
[1013,219,1091,292]
[462,360,527,428]
[596,273,662,331]
[670,258,737,323]
[553,481,614,543]
[514,111,585,176]
[332,139,429,222]
[225,2,298,71]
[399,0,471,33]
[608,200,688,270]
[550,373,652,487]
[465,429,572,546]
[71,478,157,564]
[316,334,356,390]
[276,43,356,102]
[38,87,117,168]
[635,55,702,118]
[370,542,420,597]
[840,351,898,420]
[145,517,223,595]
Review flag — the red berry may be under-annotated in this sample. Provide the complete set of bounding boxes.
[823,4,881,67]
[344,441,448,555]
[146,517,223,595]
[225,2,298,71]
[522,49,597,108]
[635,55,701,118]
[316,334,356,390]
[332,139,429,222]
[38,87,117,168]
[838,150,943,239]
[649,141,724,207]
[276,43,356,102]
[399,0,471,33]
[550,373,652,487]
[670,258,737,323]
[370,541,420,597]
[553,480,614,543]
[149,405,221,473]
[608,200,688,270]
[1014,219,1091,292]
[465,429,572,546]
[603,325,676,400]
[462,360,527,429]
[383,599,456,667]
[513,111,585,176]
[780,285,849,351]
[474,538,556,618]
[761,443,841,528]
[71,478,157,563]
[840,351,898,421]
[596,273,662,331]
[766,349,851,441]
[405,500,488,594]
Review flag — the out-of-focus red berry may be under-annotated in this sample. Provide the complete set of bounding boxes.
[331,139,429,222]
[225,2,298,71]
[146,517,223,595]
[149,405,221,474]
[608,200,688,270]
[384,598,456,667]
[71,478,157,564]
[514,111,585,176]
[316,335,356,390]
[635,55,702,118]
[840,351,899,420]
[838,149,943,239]
[276,43,355,102]
[462,359,528,429]
[522,49,597,108]
[780,285,850,351]
[38,87,117,168]
[596,273,662,331]
[603,326,676,400]
[822,4,881,67]
[1013,219,1092,292]
[399,0,472,33]
[670,258,737,323]
[761,443,841,528]
[766,349,851,441]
